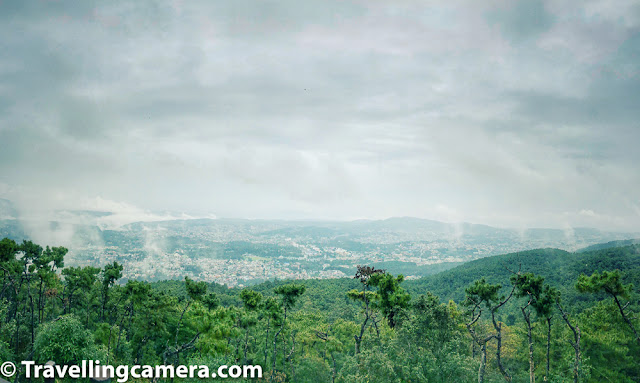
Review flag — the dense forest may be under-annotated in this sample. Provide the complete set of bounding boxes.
[1,237,639,382]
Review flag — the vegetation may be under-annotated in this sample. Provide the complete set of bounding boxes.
[1,237,639,382]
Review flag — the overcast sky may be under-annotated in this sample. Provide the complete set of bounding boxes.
[1,0,639,230]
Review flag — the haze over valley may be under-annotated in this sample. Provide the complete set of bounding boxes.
[1,198,636,286]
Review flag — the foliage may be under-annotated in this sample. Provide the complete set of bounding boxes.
[1,237,639,382]
[33,315,103,364]
[368,272,411,329]
[576,270,632,298]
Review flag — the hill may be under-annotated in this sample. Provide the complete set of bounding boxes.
[578,238,640,252]
[403,244,640,311]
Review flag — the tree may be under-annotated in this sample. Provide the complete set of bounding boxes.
[239,289,263,363]
[368,271,410,329]
[34,315,102,365]
[0,237,17,263]
[272,283,306,378]
[511,272,544,383]
[202,292,220,311]
[262,296,281,367]
[100,262,123,321]
[61,266,100,316]
[555,295,581,383]
[348,265,384,355]
[401,292,474,382]
[16,240,43,354]
[0,238,19,302]
[119,280,152,357]
[167,276,207,367]
[463,278,515,383]
[35,246,66,323]
[535,284,558,382]
[576,270,639,345]
[1,239,66,357]
[185,276,207,301]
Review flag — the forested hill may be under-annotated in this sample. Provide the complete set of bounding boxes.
[577,238,640,253]
[406,244,640,306]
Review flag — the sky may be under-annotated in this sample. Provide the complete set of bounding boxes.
[0,0,639,231]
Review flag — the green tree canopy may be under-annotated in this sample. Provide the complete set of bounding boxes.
[34,315,102,364]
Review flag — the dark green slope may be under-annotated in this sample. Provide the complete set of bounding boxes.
[405,244,640,308]
[404,248,571,302]
[577,238,640,253]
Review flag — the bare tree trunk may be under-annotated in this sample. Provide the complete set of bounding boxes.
[272,308,287,377]
[86,299,91,328]
[14,273,26,352]
[612,295,640,345]
[478,343,487,383]
[545,316,552,381]
[354,284,372,355]
[354,310,369,355]
[264,317,270,366]
[281,325,286,372]
[59,286,68,315]
[492,311,512,382]
[573,327,581,383]
[288,332,296,382]
[557,301,580,383]
[38,277,45,324]
[28,279,35,352]
[174,301,191,355]
[126,302,134,341]
[520,306,534,383]
[466,310,494,383]
[371,315,381,339]
[115,306,129,358]
[331,352,337,383]
[243,327,250,364]
[107,321,114,364]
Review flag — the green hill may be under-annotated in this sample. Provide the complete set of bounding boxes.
[406,244,640,312]
[577,238,640,252]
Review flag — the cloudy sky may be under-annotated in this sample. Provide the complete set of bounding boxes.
[1,0,639,230]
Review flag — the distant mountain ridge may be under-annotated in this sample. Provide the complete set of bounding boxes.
[0,197,636,239]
